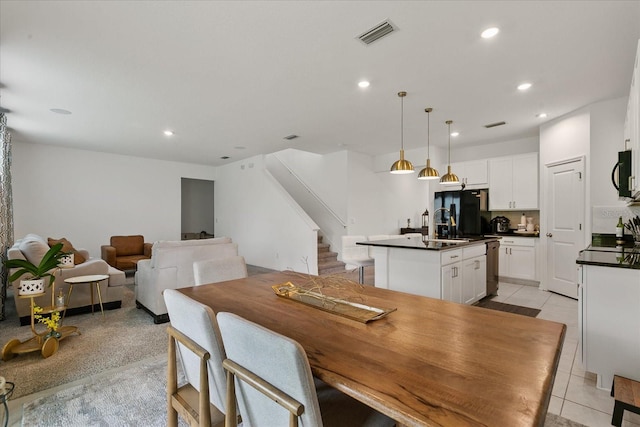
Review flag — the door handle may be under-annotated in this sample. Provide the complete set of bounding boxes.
[546,233,553,237]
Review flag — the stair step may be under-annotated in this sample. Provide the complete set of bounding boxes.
[317,243,330,252]
[319,265,349,275]
[318,250,338,260]
[318,259,345,269]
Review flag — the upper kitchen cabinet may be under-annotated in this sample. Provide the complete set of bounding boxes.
[450,160,488,188]
[488,153,539,210]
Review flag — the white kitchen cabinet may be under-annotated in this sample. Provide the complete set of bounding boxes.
[449,159,488,188]
[442,245,486,305]
[499,236,537,282]
[462,255,486,304]
[441,249,462,303]
[488,153,538,210]
[369,241,487,305]
[578,264,640,390]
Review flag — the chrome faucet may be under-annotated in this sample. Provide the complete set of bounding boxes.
[433,207,456,238]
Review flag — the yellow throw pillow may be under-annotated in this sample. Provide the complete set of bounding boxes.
[47,237,86,265]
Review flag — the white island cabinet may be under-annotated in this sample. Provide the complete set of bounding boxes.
[366,238,487,304]
[577,262,640,391]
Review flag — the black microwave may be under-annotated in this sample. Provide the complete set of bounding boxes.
[612,150,635,199]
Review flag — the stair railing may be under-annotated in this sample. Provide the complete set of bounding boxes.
[265,154,346,251]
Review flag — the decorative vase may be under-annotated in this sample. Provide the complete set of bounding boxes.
[59,253,74,268]
[18,279,45,295]
[45,330,61,340]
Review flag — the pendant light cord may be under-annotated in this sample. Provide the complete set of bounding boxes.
[427,110,430,158]
[400,95,404,150]
[447,121,451,165]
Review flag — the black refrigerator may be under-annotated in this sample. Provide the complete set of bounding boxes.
[434,189,490,238]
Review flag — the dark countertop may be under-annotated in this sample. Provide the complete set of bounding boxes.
[356,235,499,251]
[486,231,540,238]
[576,237,640,269]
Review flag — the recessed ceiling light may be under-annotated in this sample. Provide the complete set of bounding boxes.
[358,81,370,88]
[481,27,499,39]
[283,134,299,140]
[537,113,547,118]
[163,130,174,136]
[234,146,246,150]
[517,82,532,91]
[450,132,460,137]
[220,156,230,160]
[50,108,72,115]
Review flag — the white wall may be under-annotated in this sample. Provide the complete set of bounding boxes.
[214,155,318,274]
[449,136,539,164]
[12,142,217,257]
[590,97,628,208]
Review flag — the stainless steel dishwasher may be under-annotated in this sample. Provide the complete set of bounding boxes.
[486,240,500,296]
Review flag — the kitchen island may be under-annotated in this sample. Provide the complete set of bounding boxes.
[576,241,640,390]
[358,236,497,304]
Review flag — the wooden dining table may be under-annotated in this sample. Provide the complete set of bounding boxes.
[178,271,566,427]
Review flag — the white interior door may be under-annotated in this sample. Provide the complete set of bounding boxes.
[545,158,585,298]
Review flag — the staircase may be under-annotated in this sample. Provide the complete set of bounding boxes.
[317,235,346,276]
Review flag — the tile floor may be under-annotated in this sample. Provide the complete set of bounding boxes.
[495,282,640,427]
[5,280,640,426]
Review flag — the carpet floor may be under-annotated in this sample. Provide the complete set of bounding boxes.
[0,284,166,399]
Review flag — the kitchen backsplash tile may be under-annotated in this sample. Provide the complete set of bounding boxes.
[491,210,539,230]
[592,205,640,233]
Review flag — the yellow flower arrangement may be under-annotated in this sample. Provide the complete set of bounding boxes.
[33,305,61,331]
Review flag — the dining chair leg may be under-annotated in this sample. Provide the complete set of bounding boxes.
[225,370,237,427]
[167,334,178,427]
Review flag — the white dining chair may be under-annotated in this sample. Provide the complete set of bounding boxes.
[217,312,395,427]
[163,289,228,427]
[193,255,248,286]
[339,235,374,284]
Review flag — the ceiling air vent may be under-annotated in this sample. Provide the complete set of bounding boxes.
[358,20,396,45]
[484,121,506,129]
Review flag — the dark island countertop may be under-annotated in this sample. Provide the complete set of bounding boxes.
[357,235,500,251]
[576,243,640,270]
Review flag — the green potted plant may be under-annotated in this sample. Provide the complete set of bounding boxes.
[4,242,65,295]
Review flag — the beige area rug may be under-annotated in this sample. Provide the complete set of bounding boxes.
[20,353,586,427]
[22,354,187,427]
[0,284,166,399]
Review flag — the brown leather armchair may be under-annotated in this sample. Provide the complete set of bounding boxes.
[101,235,152,271]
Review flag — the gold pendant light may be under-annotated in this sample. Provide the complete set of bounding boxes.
[439,120,459,185]
[417,107,440,180]
[390,91,414,174]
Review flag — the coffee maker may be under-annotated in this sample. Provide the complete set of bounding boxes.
[490,216,510,234]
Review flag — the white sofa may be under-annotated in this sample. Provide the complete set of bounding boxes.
[7,234,126,325]
[135,237,238,323]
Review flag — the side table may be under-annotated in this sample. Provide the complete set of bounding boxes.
[63,274,109,318]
